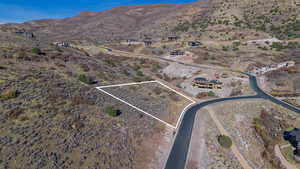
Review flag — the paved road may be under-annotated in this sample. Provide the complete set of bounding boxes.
[164,73,300,169]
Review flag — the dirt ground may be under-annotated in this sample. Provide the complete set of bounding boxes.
[206,99,299,169]
[186,108,243,169]
[101,82,193,127]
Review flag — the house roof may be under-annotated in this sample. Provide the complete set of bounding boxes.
[194,77,207,82]
[290,128,300,142]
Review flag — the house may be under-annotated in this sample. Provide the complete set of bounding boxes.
[253,61,296,75]
[284,128,300,159]
[15,31,35,38]
[168,36,179,41]
[170,50,185,56]
[187,41,202,47]
[192,77,223,89]
[123,39,142,45]
[144,40,152,47]
[53,42,69,47]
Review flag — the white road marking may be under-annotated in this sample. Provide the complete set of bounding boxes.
[96,80,195,129]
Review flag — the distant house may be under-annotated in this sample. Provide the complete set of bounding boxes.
[284,128,300,160]
[187,41,202,47]
[168,36,179,41]
[253,61,296,75]
[15,31,35,38]
[144,40,152,47]
[247,38,283,45]
[123,39,142,45]
[170,50,184,56]
[192,77,223,89]
[53,42,69,47]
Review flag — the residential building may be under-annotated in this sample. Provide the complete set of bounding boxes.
[187,41,202,47]
[192,77,223,89]
[144,40,152,47]
[253,61,296,75]
[168,36,179,41]
[15,31,35,38]
[170,50,185,56]
[53,42,70,47]
[283,128,300,160]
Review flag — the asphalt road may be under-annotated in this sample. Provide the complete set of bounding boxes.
[164,73,300,169]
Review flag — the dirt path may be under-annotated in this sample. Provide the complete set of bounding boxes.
[274,144,298,169]
[206,106,253,169]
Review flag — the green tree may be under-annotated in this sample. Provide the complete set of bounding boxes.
[217,135,232,149]
[32,48,42,55]
[105,106,119,117]
[78,74,93,84]
[208,91,216,97]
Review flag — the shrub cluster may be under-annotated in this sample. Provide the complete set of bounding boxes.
[0,88,18,100]
[104,106,119,117]
[217,135,233,149]
[78,74,93,84]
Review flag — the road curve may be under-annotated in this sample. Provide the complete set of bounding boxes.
[164,73,300,169]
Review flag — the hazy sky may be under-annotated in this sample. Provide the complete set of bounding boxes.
[0,0,196,23]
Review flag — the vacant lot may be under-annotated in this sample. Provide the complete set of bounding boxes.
[99,81,193,127]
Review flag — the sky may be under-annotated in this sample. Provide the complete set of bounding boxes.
[0,0,197,24]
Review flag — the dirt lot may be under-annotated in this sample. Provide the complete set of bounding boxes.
[186,108,243,169]
[101,82,193,127]
[161,63,253,98]
[207,99,299,169]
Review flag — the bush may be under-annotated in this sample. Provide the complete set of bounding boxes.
[0,88,18,100]
[270,42,285,51]
[217,135,232,149]
[105,106,119,117]
[78,74,93,84]
[136,70,144,76]
[208,91,216,97]
[32,48,42,55]
[232,41,241,47]
[104,59,116,67]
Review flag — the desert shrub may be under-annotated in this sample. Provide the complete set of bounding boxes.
[270,42,285,51]
[0,88,18,100]
[133,64,141,71]
[6,108,24,119]
[78,74,93,84]
[217,135,232,149]
[208,91,216,97]
[222,46,229,51]
[71,119,85,130]
[230,88,242,96]
[136,70,144,76]
[132,76,142,82]
[174,22,190,32]
[104,59,116,67]
[232,41,241,47]
[79,64,90,72]
[105,106,119,117]
[169,93,180,102]
[144,76,153,81]
[196,92,209,98]
[153,87,162,95]
[32,48,42,55]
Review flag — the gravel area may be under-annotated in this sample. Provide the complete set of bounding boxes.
[186,109,243,169]
[209,99,300,169]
